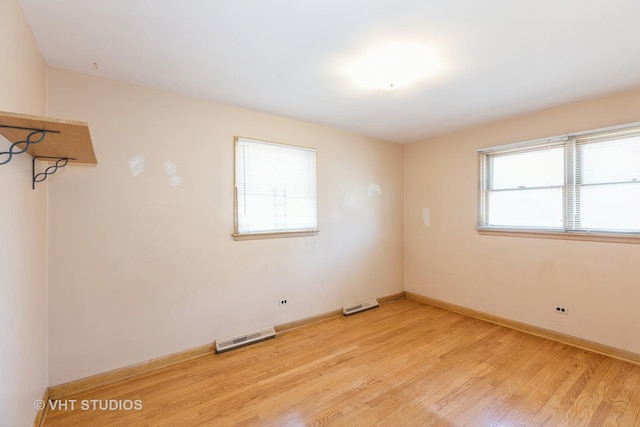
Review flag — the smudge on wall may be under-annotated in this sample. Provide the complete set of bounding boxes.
[164,160,182,187]
[367,183,382,196]
[128,154,145,177]
[422,208,430,227]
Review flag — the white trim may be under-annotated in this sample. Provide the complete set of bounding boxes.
[477,121,640,153]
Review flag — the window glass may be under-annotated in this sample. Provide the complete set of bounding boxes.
[491,148,564,190]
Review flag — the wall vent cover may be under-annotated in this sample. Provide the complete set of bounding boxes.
[215,327,276,353]
[343,299,379,316]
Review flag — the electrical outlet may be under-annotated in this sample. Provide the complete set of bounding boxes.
[279,299,288,306]
[555,305,568,315]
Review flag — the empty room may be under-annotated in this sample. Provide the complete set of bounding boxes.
[2,0,640,425]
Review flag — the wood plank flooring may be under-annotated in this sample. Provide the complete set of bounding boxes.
[42,299,640,426]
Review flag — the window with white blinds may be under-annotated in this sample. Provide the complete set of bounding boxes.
[478,123,640,235]
[234,137,317,239]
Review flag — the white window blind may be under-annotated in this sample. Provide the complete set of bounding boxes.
[234,137,317,237]
[574,130,640,232]
[478,123,640,235]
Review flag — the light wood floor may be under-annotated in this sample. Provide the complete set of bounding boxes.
[42,299,640,426]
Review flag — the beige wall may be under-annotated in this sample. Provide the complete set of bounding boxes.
[46,68,404,385]
[404,87,640,354]
[0,0,48,424]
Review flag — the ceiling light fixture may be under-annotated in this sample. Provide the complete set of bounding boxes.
[344,42,443,91]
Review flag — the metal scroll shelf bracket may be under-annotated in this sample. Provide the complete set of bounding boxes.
[0,124,74,189]
[32,156,76,189]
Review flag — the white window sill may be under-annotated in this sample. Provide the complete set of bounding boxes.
[477,228,640,245]
[232,229,318,241]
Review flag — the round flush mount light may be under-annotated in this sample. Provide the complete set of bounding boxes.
[343,41,443,90]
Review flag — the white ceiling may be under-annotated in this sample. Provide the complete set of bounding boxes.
[19,0,640,143]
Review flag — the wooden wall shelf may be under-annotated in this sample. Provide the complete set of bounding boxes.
[0,111,97,188]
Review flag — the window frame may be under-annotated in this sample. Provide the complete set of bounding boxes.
[232,136,319,241]
[477,122,640,244]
